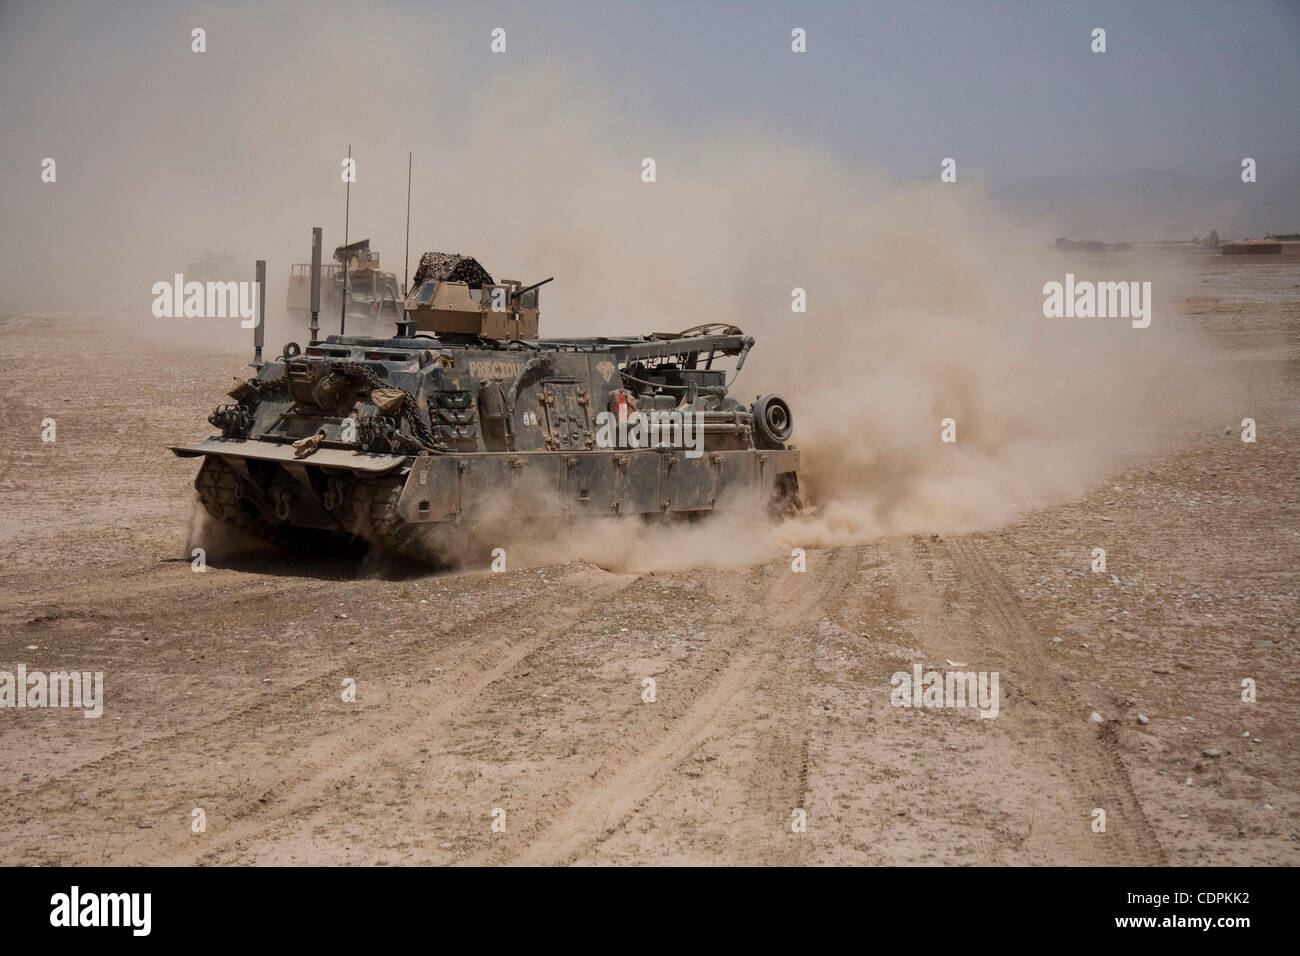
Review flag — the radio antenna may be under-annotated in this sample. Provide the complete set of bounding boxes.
[404,151,412,296]
[341,144,351,335]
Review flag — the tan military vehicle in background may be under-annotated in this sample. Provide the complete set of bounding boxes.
[287,238,403,335]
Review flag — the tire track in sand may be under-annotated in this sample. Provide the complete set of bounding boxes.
[126,566,638,865]
[0,567,588,801]
[945,535,1164,865]
[500,549,859,866]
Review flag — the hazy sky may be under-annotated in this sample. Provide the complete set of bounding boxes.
[434,0,1300,180]
[1,0,1297,315]
[5,0,1292,177]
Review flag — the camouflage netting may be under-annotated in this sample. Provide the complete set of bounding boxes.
[411,252,493,289]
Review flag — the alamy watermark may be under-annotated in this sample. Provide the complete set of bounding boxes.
[1042,273,1151,328]
[50,886,150,936]
[151,274,260,327]
[594,410,704,459]
[0,665,103,717]
[890,663,999,718]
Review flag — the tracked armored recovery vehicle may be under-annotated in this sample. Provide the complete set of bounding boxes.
[172,251,799,563]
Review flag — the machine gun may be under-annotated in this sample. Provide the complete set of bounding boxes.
[510,276,554,302]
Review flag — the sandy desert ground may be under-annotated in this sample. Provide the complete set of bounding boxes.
[0,255,1296,866]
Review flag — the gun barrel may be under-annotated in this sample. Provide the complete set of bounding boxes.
[511,276,554,299]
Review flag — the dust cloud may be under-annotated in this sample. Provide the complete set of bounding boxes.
[0,5,1241,570]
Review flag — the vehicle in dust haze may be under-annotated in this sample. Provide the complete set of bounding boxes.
[173,250,800,564]
[286,239,403,337]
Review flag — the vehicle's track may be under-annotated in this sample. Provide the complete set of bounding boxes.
[509,642,767,865]
[0,566,588,801]
[945,535,1165,865]
[120,568,639,865]
[496,550,857,866]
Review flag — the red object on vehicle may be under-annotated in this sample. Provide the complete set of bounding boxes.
[608,388,636,422]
